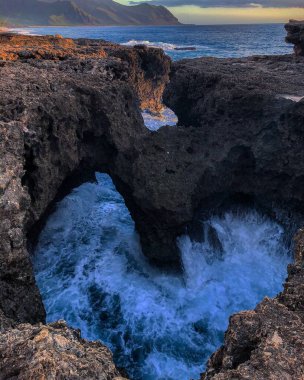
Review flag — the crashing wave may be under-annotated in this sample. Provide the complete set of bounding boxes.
[33,173,291,380]
[122,39,195,51]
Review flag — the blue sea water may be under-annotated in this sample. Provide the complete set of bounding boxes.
[34,175,291,380]
[15,23,292,60]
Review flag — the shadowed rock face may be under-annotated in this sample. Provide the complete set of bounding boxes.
[0,34,171,325]
[151,54,304,257]
[0,33,172,379]
[285,20,304,56]
[2,35,304,300]
[0,59,141,324]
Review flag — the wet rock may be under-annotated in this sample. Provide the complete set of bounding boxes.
[0,320,123,380]
[285,20,304,56]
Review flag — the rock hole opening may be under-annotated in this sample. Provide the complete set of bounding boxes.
[142,107,178,131]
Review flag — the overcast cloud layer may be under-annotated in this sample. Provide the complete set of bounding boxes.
[131,0,304,7]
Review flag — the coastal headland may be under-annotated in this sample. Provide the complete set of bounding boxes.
[0,21,304,379]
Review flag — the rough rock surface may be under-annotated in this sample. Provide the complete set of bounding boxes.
[0,33,171,379]
[162,52,304,379]
[108,54,304,263]
[1,30,304,380]
[285,20,304,56]
[0,33,171,111]
[154,54,304,259]
[0,58,141,323]
[201,262,304,380]
[0,320,125,380]
[0,33,171,324]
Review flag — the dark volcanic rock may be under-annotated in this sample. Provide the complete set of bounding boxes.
[2,31,304,380]
[0,119,45,325]
[149,54,304,258]
[0,34,171,324]
[0,33,171,112]
[0,33,170,380]
[0,58,144,323]
[285,20,304,56]
[4,36,304,268]
[161,54,304,379]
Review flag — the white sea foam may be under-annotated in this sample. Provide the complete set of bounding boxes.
[33,173,291,380]
[280,94,304,103]
[11,28,38,36]
[122,39,191,52]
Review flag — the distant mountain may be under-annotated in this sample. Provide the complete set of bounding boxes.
[0,0,181,26]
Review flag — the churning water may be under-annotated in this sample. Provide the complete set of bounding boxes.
[33,173,291,380]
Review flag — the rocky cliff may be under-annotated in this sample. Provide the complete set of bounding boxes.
[129,52,304,264]
[1,27,304,380]
[285,19,304,56]
[0,0,180,26]
[0,32,171,378]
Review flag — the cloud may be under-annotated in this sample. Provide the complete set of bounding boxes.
[130,0,304,8]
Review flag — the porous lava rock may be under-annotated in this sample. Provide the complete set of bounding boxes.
[0,320,126,380]
[0,33,171,379]
[0,33,171,112]
[201,261,304,380]
[114,54,304,263]
[285,20,304,56]
[0,56,150,323]
[155,54,304,259]
[1,29,304,380]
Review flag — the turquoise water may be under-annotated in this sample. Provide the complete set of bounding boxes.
[34,174,291,380]
[15,24,292,60]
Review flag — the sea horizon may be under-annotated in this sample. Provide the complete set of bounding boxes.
[11,23,292,61]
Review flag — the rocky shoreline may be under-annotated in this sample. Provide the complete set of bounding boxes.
[0,21,304,379]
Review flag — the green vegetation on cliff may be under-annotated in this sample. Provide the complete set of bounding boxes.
[0,0,180,26]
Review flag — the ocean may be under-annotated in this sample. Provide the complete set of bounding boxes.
[34,174,291,380]
[15,23,292,61]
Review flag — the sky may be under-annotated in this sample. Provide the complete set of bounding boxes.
[116,0,304,24]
